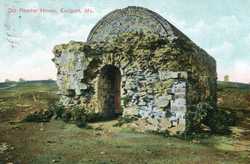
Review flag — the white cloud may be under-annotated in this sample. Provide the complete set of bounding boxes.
[244,33,250,48]
[229,60,250,83]
[165,14,187,32]
[207,41,234,58]
[216,15,240,35]
[1,2,249,83]
[217,60,250,83]
[0,49,56,82]
[0,65,56,82]
[40,12,68,27]
[25,1,40,8]
[16,29,47,52]
[55,24,93,43]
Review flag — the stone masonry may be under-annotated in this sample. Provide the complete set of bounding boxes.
[52,6,217,134]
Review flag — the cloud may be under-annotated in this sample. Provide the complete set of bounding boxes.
[229,60,250,83]
[19,29,47,50]
[0,22,94,82]
[207,41,234,59]
[174,15,249,83]
[40,13,68,27]
[0,49,56,82]
[244,33,250,49]
[0,1,249,83]
[25,1,40,8]
[216,59,250,83]
[55,24,93,43]
[164,14,187,33]
[0,65,56,82]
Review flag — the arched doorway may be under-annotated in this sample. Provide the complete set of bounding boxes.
[97,65,121,118]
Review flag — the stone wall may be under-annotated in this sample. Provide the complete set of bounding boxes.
[121,70,187,127]
[53,31,217,133]
[88,6,190,43]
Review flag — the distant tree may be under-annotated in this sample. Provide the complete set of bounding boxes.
[18,78,25,82]
[224,75,230,82]
[5,79,11,83]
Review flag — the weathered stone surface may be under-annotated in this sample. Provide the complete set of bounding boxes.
[52,6,217,134]
[155,95,171,108]
[122,106,140,117]
[159,71,187,80]
[87,6,181,42]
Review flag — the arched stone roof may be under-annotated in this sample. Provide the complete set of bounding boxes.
[87,6,188,42]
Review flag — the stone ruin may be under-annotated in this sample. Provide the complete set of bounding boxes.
[52,6,217,134]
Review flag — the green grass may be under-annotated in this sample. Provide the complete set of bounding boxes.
[1,120,247,164]
[217,81,250,109]
[0,80,58,122]
[0,80,249,163]
[217,81,250,129]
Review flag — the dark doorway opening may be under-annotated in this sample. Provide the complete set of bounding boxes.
[97,65,121,118]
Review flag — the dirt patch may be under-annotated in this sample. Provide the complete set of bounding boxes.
[0,81,250,163]
[0,120,249,164]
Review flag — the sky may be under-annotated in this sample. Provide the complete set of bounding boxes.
[0,0,249,83]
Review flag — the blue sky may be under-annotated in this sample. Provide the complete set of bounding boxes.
[0,0,249,83]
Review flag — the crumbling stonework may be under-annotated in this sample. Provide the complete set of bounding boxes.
[52,6,217,134]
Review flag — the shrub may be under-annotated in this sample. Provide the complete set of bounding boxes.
[72,106,87,128]
[204,110,233,134]
[185,102,232,135]
[86,112,104,122]
[185,103,210,133]
[48,102,65,119]
[61,111,72,122]
[23,109,53,122]
[23,102,64,123]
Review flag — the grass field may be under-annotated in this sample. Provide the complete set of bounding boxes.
[0,80,249,163]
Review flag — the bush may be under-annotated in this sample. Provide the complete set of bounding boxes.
[185,102,232,135]
[23,102,64,122]
[205,110,233,134]
[185,103,210,133]
[23,109,53,122]
[72,106,87,128]
[61,111,72,122]
[49,102,65,119]
[86,112,104,122]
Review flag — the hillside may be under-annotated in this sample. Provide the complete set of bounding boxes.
[217,81,250,110]
[0,80,249,163]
